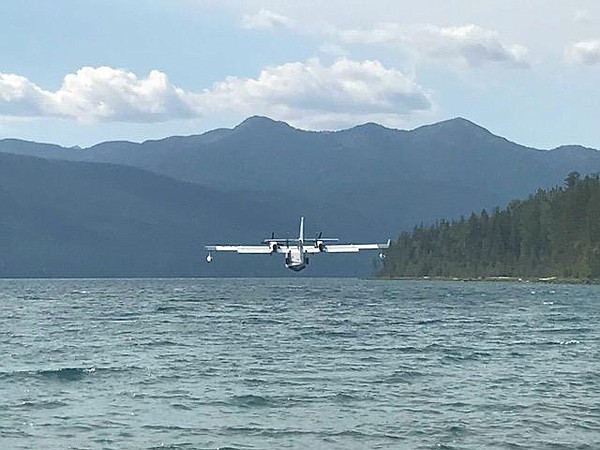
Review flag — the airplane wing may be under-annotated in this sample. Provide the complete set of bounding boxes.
[205,245,273,254]
[304,240,391,254]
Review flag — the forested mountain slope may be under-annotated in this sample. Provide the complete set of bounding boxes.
[0,152,293,277]
[380,172,600,280]
[3,117,600,241]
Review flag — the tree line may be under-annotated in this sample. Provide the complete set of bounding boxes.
[379,172,600,280]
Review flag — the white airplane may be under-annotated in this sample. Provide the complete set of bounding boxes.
[205,217,390,272]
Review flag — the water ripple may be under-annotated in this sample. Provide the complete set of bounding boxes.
[0,278,599,449]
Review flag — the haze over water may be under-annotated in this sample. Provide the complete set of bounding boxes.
[1,278,599,449]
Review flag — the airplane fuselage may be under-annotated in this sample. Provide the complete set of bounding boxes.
[284,245,308,271]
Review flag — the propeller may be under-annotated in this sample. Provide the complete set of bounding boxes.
[315,231,324,251]
[269,232,278,254]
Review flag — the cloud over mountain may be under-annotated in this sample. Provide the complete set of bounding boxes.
[339,23,530,68]
[566,40,600,65]
[0,60,432,127]
[197,58,432,126]
[241,8,295,30]
[238,7,531,70]
[0,67,197,122]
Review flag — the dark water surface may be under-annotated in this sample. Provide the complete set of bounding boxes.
[1,278,599,449]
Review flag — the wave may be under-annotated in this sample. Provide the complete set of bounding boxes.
[416,318,445,325]
[220,426,402,441]
[229,394,270,407]
[0,365,135,382]
[331,392,363,403]
[377,369,425,384]
[138,339,191,347]
[155,305,180,313]
[38,366,98,381]
[11,399,69,410]
[146,444,201,450]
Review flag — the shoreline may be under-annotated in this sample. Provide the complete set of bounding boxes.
[375,275,600,285]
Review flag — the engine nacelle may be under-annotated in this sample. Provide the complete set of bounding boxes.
[270,242,279,253]
[316,241,325,252]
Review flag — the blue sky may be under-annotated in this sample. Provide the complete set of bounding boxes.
[1,0,599,149]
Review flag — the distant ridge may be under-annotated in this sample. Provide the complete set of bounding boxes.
[0,152,290,277]
[0,116,592,153]
[1,116,600,277]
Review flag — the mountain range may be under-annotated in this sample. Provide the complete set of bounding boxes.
[1,116,599,277]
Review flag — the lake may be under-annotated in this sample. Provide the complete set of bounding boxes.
[1,278,599,449]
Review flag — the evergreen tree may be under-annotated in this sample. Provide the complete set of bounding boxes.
[379,174,600,280]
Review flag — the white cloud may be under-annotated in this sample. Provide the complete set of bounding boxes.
[0,66,197,122]
[0,60,432,127]
[196,58,432,126]
[338,23,530,68]
[338,22,405,44]
[241,8,294,30]
[235,7,531,70]
[410,24,530,68]
[0,73,49,116]
[566,40,600,65]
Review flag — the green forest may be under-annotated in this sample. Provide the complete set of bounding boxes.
[379,172,600,280]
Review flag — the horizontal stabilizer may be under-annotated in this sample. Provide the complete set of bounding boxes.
[262,237,339,243]
[262,238,299,243]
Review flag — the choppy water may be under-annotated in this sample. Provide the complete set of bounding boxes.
[1,278,599,449]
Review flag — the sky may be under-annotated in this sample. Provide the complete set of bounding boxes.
[1,0,599,149]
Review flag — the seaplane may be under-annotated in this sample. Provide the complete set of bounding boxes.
[205,217,390,272]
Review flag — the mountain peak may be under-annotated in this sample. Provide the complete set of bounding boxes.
[444,116,477,125]
[413,116,495,139]
[430,116,486,130]
[349,122,394,132]
[234,116,294,132]
[551,144,598,153]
